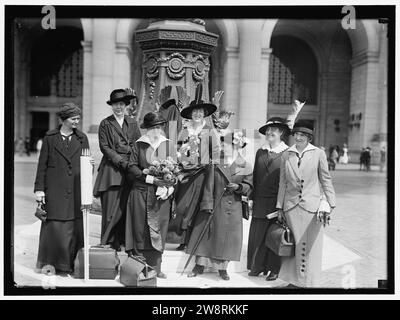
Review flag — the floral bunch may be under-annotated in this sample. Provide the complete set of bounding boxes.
[232,131,248,149]
[143,157,181,183]
[177,133,201,160]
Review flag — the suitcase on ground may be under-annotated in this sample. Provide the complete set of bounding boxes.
[73,245,120,279]
[120,255,157,287]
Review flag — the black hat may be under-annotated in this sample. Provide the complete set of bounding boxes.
[180,83,217,119]
[258,117,290,135]
[107,89,135,106]
[140,112,167,129]
[56,102,81,120]
[292,120,314,136]
[161,99,176,110]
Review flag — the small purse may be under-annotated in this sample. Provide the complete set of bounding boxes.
[241,196,250,220]
[34,201,47,222]
[265,221,295,256]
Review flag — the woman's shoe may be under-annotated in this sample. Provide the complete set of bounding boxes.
[248,270,264,277]
[176,244,186,251]
[265,272,279,281]
[187,264,204,278]
[218,270,230,281]
[157,272,167,279]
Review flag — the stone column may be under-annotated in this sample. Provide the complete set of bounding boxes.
[223,47,240,128]
[260,47,272,120]
[81,40,93,133]
[88,19,116,133]
[113,42,131,88]
[378,24,388,148]
[237,20,263,130]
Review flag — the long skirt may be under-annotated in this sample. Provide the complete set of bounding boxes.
[278,205,324,288]
[167,168,206,244]
[195,256,229,271]
[36,218,83,273]
[247,217,281,274]
[100,182,130,250]
[125,187,171,271]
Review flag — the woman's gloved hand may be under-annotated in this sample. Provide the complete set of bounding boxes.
[35,191,45,204]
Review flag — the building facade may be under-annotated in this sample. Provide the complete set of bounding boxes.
[14,18,388,163]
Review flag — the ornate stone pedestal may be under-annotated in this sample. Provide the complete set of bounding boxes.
[135,19,218,122]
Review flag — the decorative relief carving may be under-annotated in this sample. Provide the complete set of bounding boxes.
[144,55,159,79]
[191,55,209,82]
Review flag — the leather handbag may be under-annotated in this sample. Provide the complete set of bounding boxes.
[241,196,250,220]
[34,201,47,222]
[73,245,120,279]
[265,221,295,257]
[120,255,157,287]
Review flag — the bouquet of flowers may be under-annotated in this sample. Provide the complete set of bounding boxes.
[177,133,201,163]
[143,157,181,200]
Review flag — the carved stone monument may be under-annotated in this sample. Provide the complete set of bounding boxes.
[135,19,219,121]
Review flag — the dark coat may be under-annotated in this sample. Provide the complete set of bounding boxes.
[34,128,90,221]
[186,159,253,262]
[252,148,287,218]
[93,115,141,197]
[125,137,174,253]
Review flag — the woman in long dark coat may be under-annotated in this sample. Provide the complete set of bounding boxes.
[185,130,253,280]
[34,103,93,274]
[125,112,175,279]
[93,88,141,250]
[167,84,220,249]
[247,117,290,281]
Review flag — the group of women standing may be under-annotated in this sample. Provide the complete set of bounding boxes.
[34,85,336,287]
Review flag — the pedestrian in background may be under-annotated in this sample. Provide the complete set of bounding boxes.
[93,88,141,251]
[365,147,372,172]
[16,137,25,156]
[34,103,94,275]
[380,146,386,172]
[359,148,366,170]
[25,136,31,156]
[276,120,336,288]
[338,143,349,164]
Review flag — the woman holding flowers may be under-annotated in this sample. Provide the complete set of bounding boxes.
[125,112,179,279]
[168,83,221,250]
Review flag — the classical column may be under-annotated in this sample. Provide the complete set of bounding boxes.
[260,47,272,120]
[223,47,240,128]
[237,20,263,130]
[378,23,388,147]
[88,19,117,133]
[81,40,93,133]
[113,42,131,88]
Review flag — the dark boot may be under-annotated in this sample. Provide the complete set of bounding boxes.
[218,270,230,281]
[187,264,204,278]
[265,271,279,281]
[176,244,186,251]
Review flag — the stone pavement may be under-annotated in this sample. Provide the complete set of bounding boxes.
[12,155,387,289]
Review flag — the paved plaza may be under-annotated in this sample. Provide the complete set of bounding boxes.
[12,154,387,289]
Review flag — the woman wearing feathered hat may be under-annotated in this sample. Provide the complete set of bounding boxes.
[185,130,253,280]
[276,119,336,288]
[93,88,141,250]
[34,103,94,274]
[168,83,221,251]
[125,112,175,279]
[247,116,292,281]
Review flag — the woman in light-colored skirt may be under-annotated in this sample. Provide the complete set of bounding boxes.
[276,120,336,288]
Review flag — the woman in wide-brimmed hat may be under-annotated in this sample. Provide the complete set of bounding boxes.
[93,88,141,250]
[247,117,291,281]
[185,130,253,280]
[125,111,175,279]
[167,83,221,251]
[34,103,94,274]
[276,120,336,288]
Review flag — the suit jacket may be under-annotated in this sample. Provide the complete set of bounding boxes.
[34,127,89,220]
[93,115,141,196]
[252,144,288,218]
[276,144,336,213]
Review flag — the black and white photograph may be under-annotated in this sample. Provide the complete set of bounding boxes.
[3,2,395,297]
